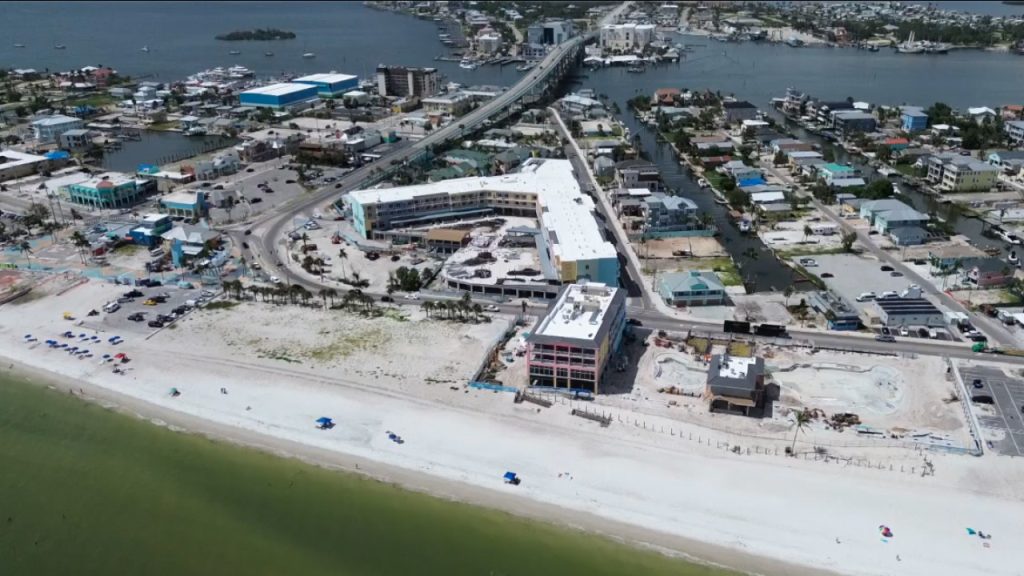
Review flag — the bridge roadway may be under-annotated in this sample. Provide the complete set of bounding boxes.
[228,1,1020,366]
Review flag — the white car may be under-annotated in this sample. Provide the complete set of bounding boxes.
[485,304,499,312]
[270,276,281,284]
[404,292,420,300]
[855,292,877,302]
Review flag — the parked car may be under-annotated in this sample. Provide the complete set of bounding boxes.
[246,168,255,173]
[242,242,249,250]
[898,326,910,337]
[856,292,877,302]
[250,197,262,204]
[143,299,158,306]
[878,291,900,300]
[820,272,834,278]
[890,271,904,277]
[148,320,164,328]
[799,258,817,267]
[972,379,983,389]
[485,304,500,312]
[285,179,296,184]
[880,265,893,272]
[380,295,394,303]
[875,334,896,343]
[128,313,145,322]
[244,229,252,236]
[123,289,144,298]
[117,296,135,304]
[627,318,643,326]
[404,292,420,300]
[270,276,281,284]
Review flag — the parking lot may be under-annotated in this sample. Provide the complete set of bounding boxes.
[208,167,309,224]
[960,365,1024,456]
[96,284,215,334]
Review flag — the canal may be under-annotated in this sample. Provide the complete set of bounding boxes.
[100,131,238,173]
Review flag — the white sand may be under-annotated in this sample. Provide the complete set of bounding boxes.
[3,280,1024,576]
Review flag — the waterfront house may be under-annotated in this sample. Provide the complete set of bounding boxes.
[658,271,725,306]
[966,107,997,125]
[722,100,758,124]
[888,226,930,247]
[58,129,91,151]
[831,110,877,138]
[900,106,928,132]
[808,290,860,330]
[641,193,711,238]
[882,137,909,151]
[705,355,766,417]
[987,150,1024,174]
[592,155,615,178]
[720,160,761,182]
[859,199,929,234]
[1005,120,1024,146]
[560,93,606,118]
[654,88,681,105]
[818,163,858,185]
[615,159,661,191]
[771,138,813,154]
[829,177,867,190]
[31,114,83,143]
[965,257,1013,288]
[928,155,1000,192]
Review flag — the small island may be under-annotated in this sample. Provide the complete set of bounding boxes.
[216,28,296,41]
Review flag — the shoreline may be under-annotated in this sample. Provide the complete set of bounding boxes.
[4,356,831,576]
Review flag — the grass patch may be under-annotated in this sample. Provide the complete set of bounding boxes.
[203,301,237,311]
[704,171,729,190]
[680,256,742,286]
[68,93,116,108]
[727,341,752,357]
[148,121,178,132]
[113,244,143,255]
[304,327,390,362]
[686,336,710,354]
[777,246,849,258]
[255,348,302,363]
[895,164,923,177]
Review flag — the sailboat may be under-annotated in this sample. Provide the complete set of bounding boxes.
[896,32,924,54]
[141,45,150,53]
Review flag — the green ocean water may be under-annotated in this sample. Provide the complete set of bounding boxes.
[0,375,736,576]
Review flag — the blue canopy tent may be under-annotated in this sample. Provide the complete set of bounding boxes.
[316,417,335,429]
[503,471,520,485]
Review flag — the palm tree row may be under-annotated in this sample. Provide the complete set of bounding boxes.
[420,293,483,322]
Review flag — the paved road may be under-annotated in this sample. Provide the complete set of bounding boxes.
[959,365,1024,456]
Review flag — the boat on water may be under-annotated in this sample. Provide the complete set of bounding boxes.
[925,42,950,54]
[698,178,709,189]
[626,63,645,73]
[228,50,241,55]
[185,126,207,136]
[515,62,535,72]
[264,51,274,57]
[785,37,804,48]
[459,59,478,70]
[54,44,67,50]
[141,46,150,53]
[303,52,316,59]
[13,43,25,48]
[896,32,925,54]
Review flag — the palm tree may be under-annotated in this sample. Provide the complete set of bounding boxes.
[422,301,433,318]
[239,255,248,277]
[790,408,812,455]
[783,285,794,307]
[319,288,329,308]
[17,240,32,268]
[70,231,90,264]
[338,247,348,278]
[802,224,812,243]
[324,287,337,308]
[300,233,310,251]
[472,303,483,321]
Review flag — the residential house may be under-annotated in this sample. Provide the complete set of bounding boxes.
[966,257,1013,288]
[987,150,1024,174]
[561,93,606,118]
[658,271,725,306]
[859,199,930,234]
[0,150,51,182]
[31,114,84,143]
[966,107,997,125]
[615,159,661,191]
[58,129,92,151]
[492,147,532,174]
[705,355,767,417]
[888,225,930,247]
[928,155,1000,192]
[1005,120,1024,146]
[771,138,814,154]
[654,88,681,105]
[722,101,758,124]
[641,193,710,238]
[128,213,173,247]
[900,106,929,132]
[818,163,858,185]
[592,155,615,178]
[831,110,877,138]
[159,189,207,219]
[161,224,221,268]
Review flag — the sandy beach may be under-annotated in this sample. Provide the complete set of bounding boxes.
[3,278,1024,576]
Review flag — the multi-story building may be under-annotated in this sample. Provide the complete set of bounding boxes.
[421,92,473,117]
[527,20,575,45]
[375,65,439,98]
[614,159,661,191]
[641,193,711,238]
[58,129,92,151]
[66,172,143,209]
[722,101,758,124]
[859,199,930,233]
[526,282,627,393]
[927,154,1000,192]
[477,31,503,54]
[347,159,618,286]
[900,106,929,132]
[657,270,725,306]
[31,114,84,143]
[705,355,767,417]
[599,23,656,51]
[831,110,877,137]
[1005,120,1024,146]
[291,73,359,97]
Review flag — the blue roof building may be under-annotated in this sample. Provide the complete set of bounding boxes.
[291,73,359,97]
[239,83,319,109]
[901,106,928,133]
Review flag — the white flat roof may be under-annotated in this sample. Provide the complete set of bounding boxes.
[241,83,317,97]
[715,355,758,379]
[43,171,90,192]
[349,159,616,263]
[0,149,48,170]
[31,114,81,127]
[293,73,357,84]
[534,282,620,340]
[78,171,134,188]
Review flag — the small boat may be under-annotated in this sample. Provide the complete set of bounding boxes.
[185,126,207,136]
[303,52,316,58]
[459,59,478,70]
[229,50,241,55]
[54,44,67,50]
[141,46,150,53]
[738,220,752,233]
[13,43,25,48]
[264,51,274,57]
[626,63,645,73]
[698,178,709,189]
